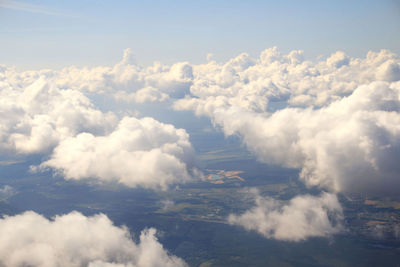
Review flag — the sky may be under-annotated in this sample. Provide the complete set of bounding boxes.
[0,0,399,70]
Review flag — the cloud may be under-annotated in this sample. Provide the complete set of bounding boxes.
[326,51,349,68]
[0,1,72,17]
[0,185,14,198]
[376,59,400,82]
[39,116,197,190]
[2,47,399,241]
[160,199,175,211]
[0,66,198,190]
[174,48,400,194]
[174,47,400,240]
[0,211,187,267]
[0,49,193,104]
[176,47,400,112]
[0,77,117,154]
[5,47,398,109]
[179,81,400,193]
[228,192,343,242]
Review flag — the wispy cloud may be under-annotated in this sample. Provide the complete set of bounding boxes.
[0,0,74,17]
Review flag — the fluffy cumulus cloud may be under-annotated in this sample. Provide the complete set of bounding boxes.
[39,116,197,190]
[173,48,400,240]
[194,81,400,193]
[228,192,343,242]
[175,48,400,194]
[0,211,187,267]
[2,47,400,242]
[176,47,400,112]
[0,77,117,154]
[0,59,198,189]
[0,49,193,103]
[2,47,399,108]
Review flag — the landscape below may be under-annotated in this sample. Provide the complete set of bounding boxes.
[0,148,399,266]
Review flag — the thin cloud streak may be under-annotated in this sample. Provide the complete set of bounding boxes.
[0,0,77,17]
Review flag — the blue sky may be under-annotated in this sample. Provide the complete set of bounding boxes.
[1,0,399,70]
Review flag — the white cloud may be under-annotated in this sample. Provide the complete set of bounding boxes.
[376,59,400,82]
[174,48,400,194]
[180,81,400,193]
[5,47,398,109]
[177,47,400,112]
[0,49,193,104]
[2,47,399,242]
[228,192,343,242]
[0,65,200,190]
[0,63,202,189]
[174,48,400,240]
[39,116,197,190]
[326,51,349,68]
[0,211,187,267]
[0,77,117,154]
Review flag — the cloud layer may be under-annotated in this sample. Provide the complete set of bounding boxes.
[2,47,399,243]
[1,48,193,104]
[175,49,400,194]
[184,81,400,193]
[184,47,400,110]
[229,192,343,241]
[172,48,400,241]
[0,77,117,154]
[0,211,187,267]
[0,62,198,189]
